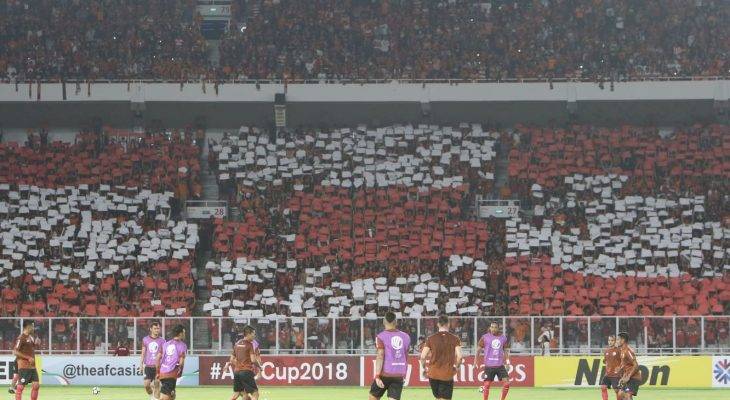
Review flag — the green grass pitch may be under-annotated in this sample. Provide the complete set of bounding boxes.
[16,386,727,400]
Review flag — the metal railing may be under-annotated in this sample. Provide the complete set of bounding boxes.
[0,316,727,356]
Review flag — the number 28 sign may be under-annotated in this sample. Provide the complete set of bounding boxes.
[186,205,227,219]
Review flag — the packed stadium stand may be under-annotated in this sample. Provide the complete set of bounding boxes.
[0,0,207,81]
[0,130,205,351]
[198,123,730,325]
[1,120,727,352]
[0,131,202,197]
[221,0,729,80]
[504,125,730,315]
[507,124,729,203]
[0,131,203,352]
[0,0,728,364]
[201,124,502,318]
[1,0,727,81]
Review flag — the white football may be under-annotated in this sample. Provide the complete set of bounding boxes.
[92,386,101,395]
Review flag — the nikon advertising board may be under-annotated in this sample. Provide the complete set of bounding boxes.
[534,356,712,388]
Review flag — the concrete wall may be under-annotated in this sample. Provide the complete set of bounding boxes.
[0,81,726,128]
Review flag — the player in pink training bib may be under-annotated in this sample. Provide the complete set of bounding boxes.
[140,321,166,400]
[369,311,411,400]
[156,325,187,400]
[474,321,511,400]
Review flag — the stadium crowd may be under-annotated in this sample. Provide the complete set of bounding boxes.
[0,129,204,216]
[207,123,497,202]
[0,129,205,351]
[0,131,202,324]
[508,124,729,210]
[504,124,729,318]
[0,121,728,353]
[221,0,729,80]
[202,122,729,327]
[1,0,728,81]
[200,122,730,353]
[203,124,508,318]
[0,0,208,81]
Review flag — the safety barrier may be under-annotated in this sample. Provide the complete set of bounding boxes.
[0,316,727,356]
[2,355,725,388]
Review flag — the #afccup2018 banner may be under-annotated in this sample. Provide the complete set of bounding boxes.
[40,356,199,386]
[201,355,531,387]
[199,356,360,386]
[534,356,712,388]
